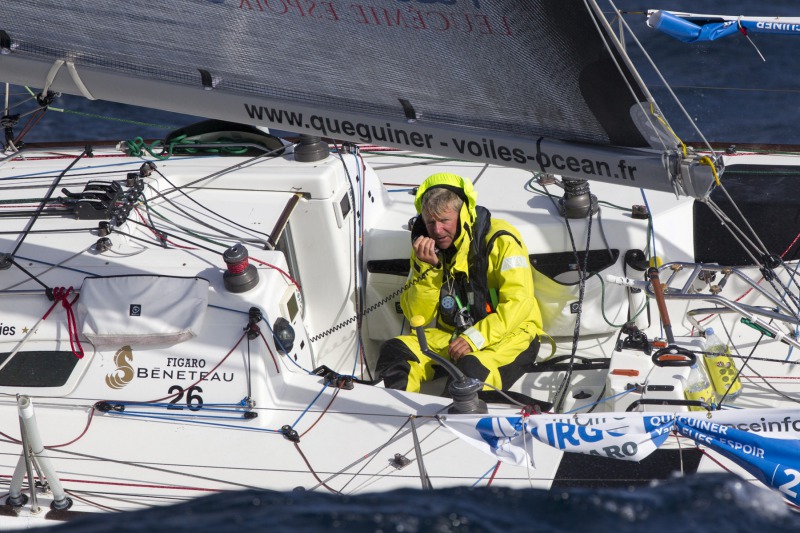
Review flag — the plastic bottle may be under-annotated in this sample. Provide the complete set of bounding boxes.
[684,356,714,411]
[703,328,742,400]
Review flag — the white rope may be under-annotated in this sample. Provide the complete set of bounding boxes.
[738,16,766,62]
[41,60,65,96]
[66,61,97,100]
[522,415,535,488]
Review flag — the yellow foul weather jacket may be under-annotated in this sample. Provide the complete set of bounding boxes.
[398,173,544,390]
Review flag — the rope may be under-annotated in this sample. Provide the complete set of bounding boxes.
[258,329,280,373]
[563,387,636,414]
[49,287,84,359]
[47,408,95,448]
[298,386,342,438]
[597,274,648,328]
[124,135,249,160]
[292,442,340,494]
[553,205,594,413]
[290,382,332,428]
[699,155,721,187]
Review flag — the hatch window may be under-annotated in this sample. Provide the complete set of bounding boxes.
[0,351,79,387]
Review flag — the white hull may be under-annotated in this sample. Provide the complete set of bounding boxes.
[0,140,799,527]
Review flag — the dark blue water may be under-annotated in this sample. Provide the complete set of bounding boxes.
[6,1,800,530]
[40,474,800,532]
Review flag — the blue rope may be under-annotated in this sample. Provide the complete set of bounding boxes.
[16,254,98,277]
[104,411,282,433]
[290,381,331,428]
[118,411,253,421]
[114,403,249,413]
[562,387,635,414]
[260,316,315,375]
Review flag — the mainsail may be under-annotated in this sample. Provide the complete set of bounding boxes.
[0,1,714,195]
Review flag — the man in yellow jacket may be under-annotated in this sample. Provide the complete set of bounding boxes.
[377,173,545,393]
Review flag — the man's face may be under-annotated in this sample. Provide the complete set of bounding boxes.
[422,206,459,250]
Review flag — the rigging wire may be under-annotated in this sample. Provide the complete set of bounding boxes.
[585,0,675,155]
[7,147,90,259]
[150,167,274,246]
[158,144,292,194]
[608,0,718,156]
[539,182,594,413]
[139,182,268,248]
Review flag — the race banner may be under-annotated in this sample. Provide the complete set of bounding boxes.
[442,408,800,506]
[676,410,800,506]
[441,412,675,466]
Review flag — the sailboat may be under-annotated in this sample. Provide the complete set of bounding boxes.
[1,1,799,526]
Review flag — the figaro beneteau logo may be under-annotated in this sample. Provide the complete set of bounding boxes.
[105,346,135,389]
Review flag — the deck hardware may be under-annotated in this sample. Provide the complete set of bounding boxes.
[223,243,259,293]
[138,162,156,177]
[323,371,354,390]
[63,180,123,220]
[95,237,112,253]
[558,178,598,219]
[631,204,649,219]
[245,307,263,340]
[412,316,487,414]
[294,135,328,163]
[272,317,295,354]
[389,453,411,470]
[619,323,651,354]
[281,425,300,443]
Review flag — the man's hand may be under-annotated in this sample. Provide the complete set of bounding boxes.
[413,236,439,267]
[448,336,472,361]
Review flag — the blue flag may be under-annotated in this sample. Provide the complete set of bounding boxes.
[648,11,800,43]
[676,413,800,505]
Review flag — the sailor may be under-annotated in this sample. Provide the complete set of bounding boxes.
[377,173,545,393]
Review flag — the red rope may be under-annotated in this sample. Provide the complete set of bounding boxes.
[47,408,95,449]
[0,406,96,448]
[486,461,501,486]
[133,207,196,249]
[699,447,734,473]
[249,256,301,292]
[299,387,341,438]
[45,287,84,359]
[226,257,250,275]
[259,330,280,373]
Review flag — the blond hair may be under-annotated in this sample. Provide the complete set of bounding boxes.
[420,187,462,218]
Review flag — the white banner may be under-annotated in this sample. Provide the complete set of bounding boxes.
[441,412,674,466]
[442,409,800,504]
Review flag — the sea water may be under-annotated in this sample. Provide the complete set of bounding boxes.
[38,474,800,532]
